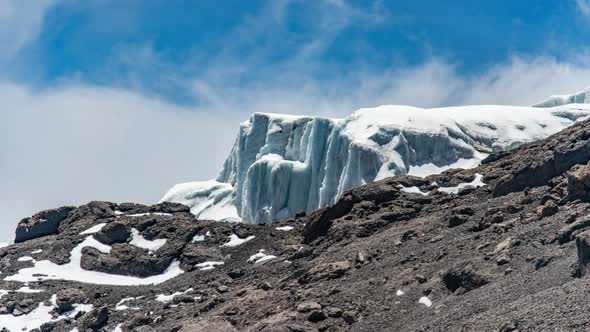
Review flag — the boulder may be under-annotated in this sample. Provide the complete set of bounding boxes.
[441,265,488,293]
[576,229,590,277]
[56,288,87,313]
[93,222,130,245]
[81,306,109,331]
[81,244,172,277]
[567,162,590,201]
[14,206,75,243]
[296,302,321,313]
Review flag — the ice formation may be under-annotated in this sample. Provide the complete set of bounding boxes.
[161,104,590,225]
[534,87,590,107]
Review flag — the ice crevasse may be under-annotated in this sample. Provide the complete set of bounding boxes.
[161,103,590,224]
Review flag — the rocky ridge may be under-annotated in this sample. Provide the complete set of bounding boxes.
[3,119,590,331]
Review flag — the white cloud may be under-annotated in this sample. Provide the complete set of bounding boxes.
[0,84,240,239]
[577,0,590,16]
[0,0,57,65]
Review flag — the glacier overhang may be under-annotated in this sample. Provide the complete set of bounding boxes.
[161,104,590,224]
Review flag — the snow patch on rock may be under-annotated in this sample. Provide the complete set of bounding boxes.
[155,288,193,303]
[248,250,277,264]
[438,173,486,194]
[221,234,255,247]
[196,261,224,271]
[79,223,107,235]
[129,228,167,252]
[5,236,183,286]
[0,294,92,332]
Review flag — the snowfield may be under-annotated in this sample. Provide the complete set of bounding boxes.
[161,103,590,225]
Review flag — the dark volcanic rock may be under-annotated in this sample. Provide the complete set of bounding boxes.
[81,243,172,277]
[56,288,87,313]
[441,264,488,293]
[93,222,130,245]
[576,230,590,277]
[14,206,75,243]
[567,162,590,202]
[81,306,109,330]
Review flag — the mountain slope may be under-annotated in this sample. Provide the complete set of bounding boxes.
[4,117,590,331]
[161,104,590,225]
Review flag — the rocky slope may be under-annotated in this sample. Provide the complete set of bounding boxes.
[4,119,590,331]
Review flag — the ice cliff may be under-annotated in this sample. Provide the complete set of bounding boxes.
[534,87,590,107]
[161,104,590,224]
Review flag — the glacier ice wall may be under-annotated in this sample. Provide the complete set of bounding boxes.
[533,87,590,107]
[161,104,590,224]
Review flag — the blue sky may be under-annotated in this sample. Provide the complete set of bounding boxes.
[3,0,590,239]
[7,0,590,105]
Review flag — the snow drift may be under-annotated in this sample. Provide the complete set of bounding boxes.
[161,103,590,224]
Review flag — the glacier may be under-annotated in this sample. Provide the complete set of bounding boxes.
[161,103,590,225]
[534,87,590,107]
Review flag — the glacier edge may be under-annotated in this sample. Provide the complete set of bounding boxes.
[161,104,590,224]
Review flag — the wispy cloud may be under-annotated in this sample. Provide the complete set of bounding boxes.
[576,0,590,16]
[0,0,58,67]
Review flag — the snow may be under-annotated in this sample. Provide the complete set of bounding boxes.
[438,173,486,194]
[397,184,429,196]
[79,223,107,235]
[113,324,124,332]
[16,286,43,293]
[221,234,255,247]
[195,261,224,271]
[407,151,488,178]
[418,296,432,307]
[192,234,205,242]
[17,256,34,262]
[155,288,193,303]
[192,230,210,242]
[115,296,143,310]
[534,87,590,107]
[127,212,172,217]
[248,250,277,264]
[0,294,92,332]
[396,290,404,296]
[31,249,43,254]
[161,104,590,225]
[5,236,184,286]
[129,228,167,252]
[275,225,294,231]
[0,243,9,249]
[159,180,239,222]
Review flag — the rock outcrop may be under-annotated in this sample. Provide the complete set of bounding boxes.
[14,206,75,243]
